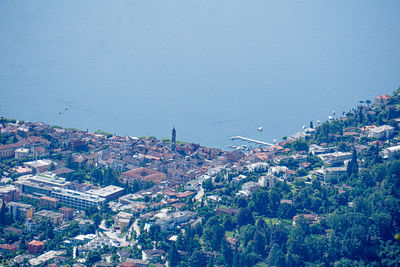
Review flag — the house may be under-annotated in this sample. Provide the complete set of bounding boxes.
[25,218,37,232]
[241,182,261,195]
[114,212,133,230]
[0,142,23,159]
[23,159,55,173]
[35,210,64,225]
[293,214,320,225]
[0,185,20,203]
[155,211,196,231]
[368,125,394,139]
[258,174,279,188]
[8,202,34,220]
[119,259,149,267]
[14,147,30,159]
[142,249,165,263]
[59,207,74,220]
[0,244,18,254]
[375,94,391,107]
[119,168,166,185]
[28,240,44,254]
[317,152,352,166]
[382,145,400,159]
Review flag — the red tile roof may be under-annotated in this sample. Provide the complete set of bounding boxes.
[376,94,391,100]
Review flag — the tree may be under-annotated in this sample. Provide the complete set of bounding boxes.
[86,251,101,266]
[0,201,7,225]
[236,209,254,226]
[189,251,207,267]
[292,140,309,152]
[202,179,213,192]
[92,213,102,228]
[221,238,233,266]
[168,243,180,267]
[347,149,359,177]
[267,243,286,266]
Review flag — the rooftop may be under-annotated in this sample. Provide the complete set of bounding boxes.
[86,185,124,198]
[51,188,105,203]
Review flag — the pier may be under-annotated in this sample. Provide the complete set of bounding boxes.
[230,136,274,146]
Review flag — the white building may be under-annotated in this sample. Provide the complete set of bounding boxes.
[368,125,394,139]
[258,175,279,188]
[51,188,105,210]
[155,211,196,231]
[14,148,30,159]
[114,211,133,230]
[382,145,400,159]
[317,151,352,165]
[247,162,269,173]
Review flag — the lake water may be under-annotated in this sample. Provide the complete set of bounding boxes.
[1,1,399,148]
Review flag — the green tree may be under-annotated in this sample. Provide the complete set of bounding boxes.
[189,251,207,267]
[86,251,101,266]
[347,149,359,177]
[168,243,180,267]
[267,243,286,267]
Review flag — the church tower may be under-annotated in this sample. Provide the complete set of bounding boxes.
[171,127,176,152]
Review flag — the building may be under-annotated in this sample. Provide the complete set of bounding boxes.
[142,249,165,263]
[119,168,166,185]
[314,167,347,182]
[119,260,149,267]
[20,172,69,188]
[25,218,37,232]
[14,172,70,198]
[375,94,391,107]
[86,185,125,201]
[8,202,34,220]
[51,188,105,210]
[241,182,260,195]
[382,144,400,159]
[0,185,20,203]
[317,151,352,166]
[40,195,59,208]
[23,159,55,173]
[258,174,279,188]
[368,125,394,139]
[0,142,23,159]
[155,211,196,231]
[0,244,18,254]
[28,240,44,254]
[35,210,64,225]
[59,207,74,220]
[29,250,65,266]
[14,147,30,159]
[114,211,133,230]
[293,214,320,225]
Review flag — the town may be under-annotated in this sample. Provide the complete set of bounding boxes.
[0,90,400,266]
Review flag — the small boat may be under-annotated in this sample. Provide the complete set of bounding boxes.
[58,112,62,114]
[257,127,263,131]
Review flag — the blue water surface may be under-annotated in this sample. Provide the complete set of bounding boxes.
[0,1,399,148]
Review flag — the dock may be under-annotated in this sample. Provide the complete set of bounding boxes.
[230,136,274,146]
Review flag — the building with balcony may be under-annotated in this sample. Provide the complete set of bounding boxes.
[8,202,34,220]
[50,188,105,210]
[0,185,20,203]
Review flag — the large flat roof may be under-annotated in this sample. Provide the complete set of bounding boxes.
[86,185,124,198]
